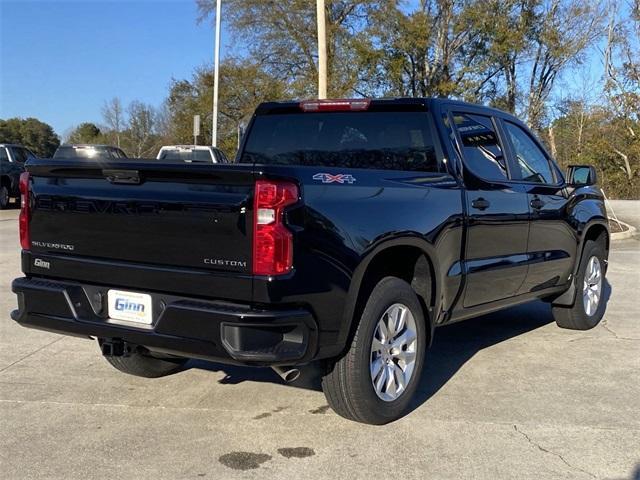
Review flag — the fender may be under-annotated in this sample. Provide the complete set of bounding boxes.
[553,217,609,307]
[335,235,444,353]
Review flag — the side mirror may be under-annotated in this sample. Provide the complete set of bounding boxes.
[567,165,597,186]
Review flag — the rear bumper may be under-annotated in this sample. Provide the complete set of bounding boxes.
[11,277,317,366]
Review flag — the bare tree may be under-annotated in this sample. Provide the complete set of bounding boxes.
[603,0,638,181]
[525,0,604,131]
[101,97,124,148]
[126,101,157,158]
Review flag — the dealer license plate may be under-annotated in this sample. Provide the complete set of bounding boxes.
[107,290,153,325]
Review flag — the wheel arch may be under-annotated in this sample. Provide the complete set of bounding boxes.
[337,237,442,354]
[581,221,609,258]
[553,218,609,307]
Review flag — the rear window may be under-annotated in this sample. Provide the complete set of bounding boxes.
[241,112,443,172]
[54,146,112,160]
[159,149,213,163]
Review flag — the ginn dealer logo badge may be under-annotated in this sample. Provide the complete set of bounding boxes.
[34,258,50,269]
[114,298,146,317]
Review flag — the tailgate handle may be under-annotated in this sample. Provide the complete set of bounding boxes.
[103,170,141,185]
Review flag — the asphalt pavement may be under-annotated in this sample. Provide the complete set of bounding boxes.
[0,203,638,480]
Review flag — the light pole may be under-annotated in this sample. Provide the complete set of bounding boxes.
[212,0,222,146]
[316,0,327,99]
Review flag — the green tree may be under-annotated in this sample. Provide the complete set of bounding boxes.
[550,103,639,198]
[67,122,102,144]
[479,0,537,112]
[360,1,495,99]
[0,117,60,157]
[197,0,373,97]
[166,59,287,158]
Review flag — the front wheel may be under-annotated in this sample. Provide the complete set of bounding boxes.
[553,239,607,330]
[322,277,427,425]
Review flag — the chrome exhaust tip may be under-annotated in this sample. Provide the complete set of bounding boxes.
[272,366,301,383]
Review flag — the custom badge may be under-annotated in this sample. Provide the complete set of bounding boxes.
[312,173,356,184]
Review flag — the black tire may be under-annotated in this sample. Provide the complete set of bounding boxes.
[321,277,427,425]
[101,342,187,378]
[553,239,607,330]
[0,185,9,210]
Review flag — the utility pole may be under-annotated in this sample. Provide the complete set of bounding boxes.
[212,0,222,146]
[316,0,327,99]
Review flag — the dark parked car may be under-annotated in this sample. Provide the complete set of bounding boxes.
[0,144,38,209]
[53,144,128,160]
[11,98,609,424]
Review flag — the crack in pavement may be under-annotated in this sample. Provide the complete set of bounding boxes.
[513,425,597,479]
[601,322,637,341]
[0,336,64,374]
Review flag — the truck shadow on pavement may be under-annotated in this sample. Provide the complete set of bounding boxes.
[187,281,612,416]
[411,300,555,410]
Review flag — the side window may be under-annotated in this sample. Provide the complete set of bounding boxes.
[110,148,127,159]
[0,148,8,162]
[9,147,28,163]
[453,113,509,180]
[503,121,555,184]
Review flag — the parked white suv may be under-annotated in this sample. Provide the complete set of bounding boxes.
[156,145,229,163]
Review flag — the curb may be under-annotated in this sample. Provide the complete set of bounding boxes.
[610,219,637,241]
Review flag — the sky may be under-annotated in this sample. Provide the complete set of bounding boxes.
[0,0,231,137]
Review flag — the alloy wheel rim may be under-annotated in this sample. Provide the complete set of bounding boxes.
[370,303,418,402]
[582,256,602,317]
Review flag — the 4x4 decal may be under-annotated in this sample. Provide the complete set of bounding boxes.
[312,173,356,184]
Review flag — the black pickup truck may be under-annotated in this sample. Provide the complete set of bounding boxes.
[11,98,609,424]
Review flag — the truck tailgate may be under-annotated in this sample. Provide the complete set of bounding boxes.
[26,160,255,298]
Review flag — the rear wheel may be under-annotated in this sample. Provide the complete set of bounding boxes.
[0,185,9,209]
[322,277,427,425]
[100,341,187,378]
[553,239,607,330]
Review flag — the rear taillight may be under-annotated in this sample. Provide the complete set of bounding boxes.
[299,98,371,112]
[253,179,298,276]
[19,172,31,250]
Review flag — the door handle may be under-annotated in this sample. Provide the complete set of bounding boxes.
[471,198,490,210]
[530,197,545,210]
